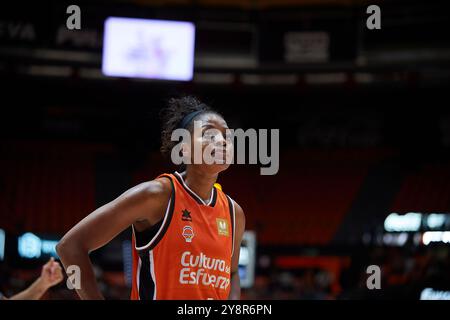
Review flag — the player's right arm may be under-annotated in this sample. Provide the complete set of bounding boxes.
[56,178,171,300]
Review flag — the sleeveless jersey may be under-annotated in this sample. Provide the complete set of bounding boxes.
[130,172,236,300]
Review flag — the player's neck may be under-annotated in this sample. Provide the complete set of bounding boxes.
[182,167,217,203]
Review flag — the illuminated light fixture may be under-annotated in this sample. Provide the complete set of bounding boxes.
[426,214,446,229]
[0,229,5,261]
[238,231,256,289]
[382,232,408,246]
[384,212,422,232]
[420,288,450,300]
[18,232,59,259]
[18,232,42,259]
[102,17,195,81]
[422,231,450,245]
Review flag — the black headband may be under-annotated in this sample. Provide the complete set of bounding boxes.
[178,110,204,129]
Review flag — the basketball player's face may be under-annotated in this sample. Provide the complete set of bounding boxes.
[188,113,233,174]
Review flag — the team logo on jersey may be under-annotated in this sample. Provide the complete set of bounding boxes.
[216,218,229,237]
[182,225,195,243]
[181,209,192,222]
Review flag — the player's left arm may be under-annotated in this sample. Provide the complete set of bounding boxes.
[228,200,246,300]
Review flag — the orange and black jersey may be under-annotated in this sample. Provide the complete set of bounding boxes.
[130,172,236,300]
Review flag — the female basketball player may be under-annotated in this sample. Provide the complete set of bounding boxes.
[56,96,246,300]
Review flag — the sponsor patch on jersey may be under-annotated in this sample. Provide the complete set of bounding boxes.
[216,218,229,237]
[181,209,192,221]
[182,225,195,243]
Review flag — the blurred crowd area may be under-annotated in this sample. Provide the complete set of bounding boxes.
[244,245,450,300]
[1,245,449,300]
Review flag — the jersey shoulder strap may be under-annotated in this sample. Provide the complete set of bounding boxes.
[132,174,175,251]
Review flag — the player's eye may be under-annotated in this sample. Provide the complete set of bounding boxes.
[203,132,215,141]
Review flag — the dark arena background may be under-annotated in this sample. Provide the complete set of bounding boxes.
[1,0,450,301]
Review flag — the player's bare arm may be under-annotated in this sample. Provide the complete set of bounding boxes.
[56,178,171,300]
[5,258,64,300]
